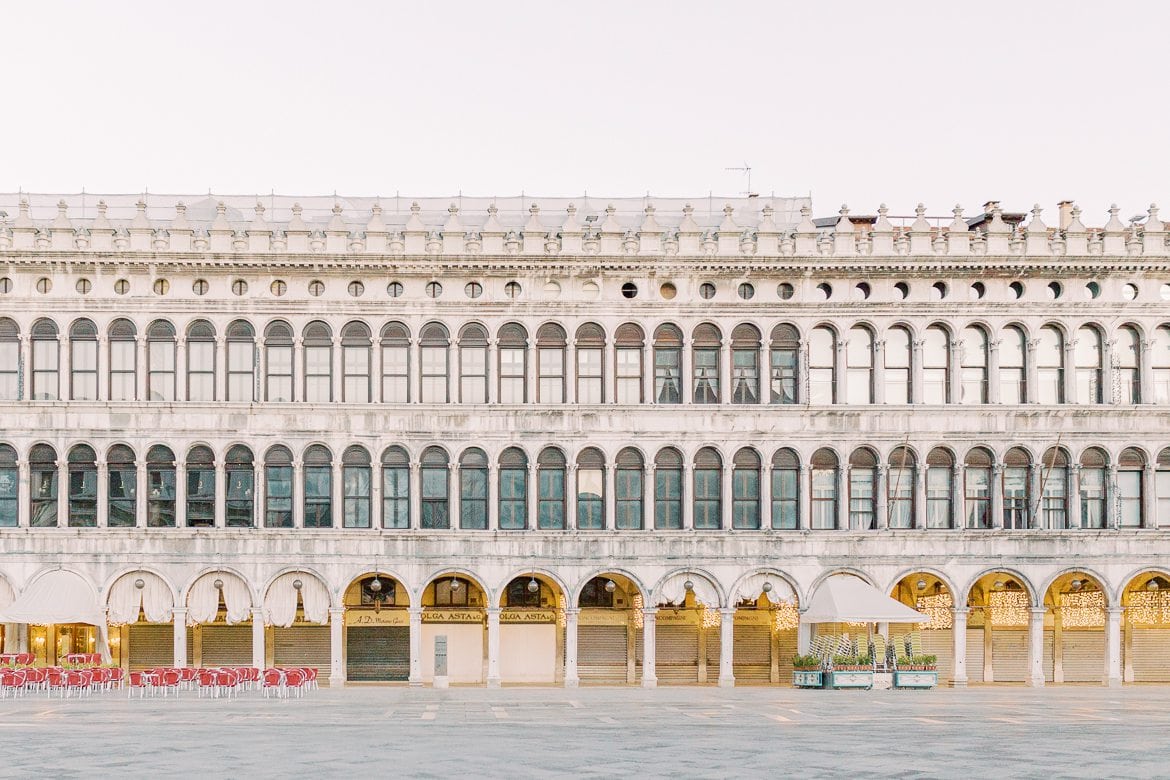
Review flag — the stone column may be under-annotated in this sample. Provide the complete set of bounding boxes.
[175,338,187,402]
[950,464,963,530]
[760,462,773,530]
[681,464,694,530]
[834,338,847,404]
[641,608,657,688]
[524,338,536,404]
[951,607,969,687]
[910,338,925,404]
[486,606,501,687]
[1105,606,1123,687]
[796,338,809,405]
[1142,463,1157,529]
[947,339,962,405]
[603,337,616,405]
[17,460,29,528]
[719,338,731,405]
[253,465,265,528]
[1140,338,1154,404]
[251,608,266,669]
[642,344,654,406]
[1029,463,1043,529]
[135,459,148,528]
[718,607,736,687]
[448,463,460,530]
[1069,465,1083,530]
[56,459,68,527]
[257,336,267,402]
[1027,607,1046,687]
[214,460,227,528]
[1106,464,1119,529]
[329,607,345,687]
[291,460,304,529]
[564,608,580,688]
[96,462,108,528]
[408,462,421,530]
[720,461,733,529]
[332,335,343,403]
[371,336,383,403]
[872,339,886,405]
[135,335,147,401]
[796,615,812,654]
[174,463,187,528]
[875,464,888,530]
[680,337,693,404]
[18,335,30,401]
[408,607,423,686]
[990,464,1004,529]
[797,465,811,530]
[486,464,499,531]
[565,338,577,405]
[61,335,72,401]
[837,464,850,530]
[486,337,497,405]
[565,463,578,530]
[604,465,615,531]
[172,608,188,667]
[332,460,344,528]
[643,464,655,530]
[526,463,537,530]
[987,338,1001,405]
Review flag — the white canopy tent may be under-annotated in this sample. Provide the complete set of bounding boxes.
[802,574,928,624]
[0,570,112,662]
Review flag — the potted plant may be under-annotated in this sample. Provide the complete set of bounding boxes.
[894,654,939,688]
[791,654,824,688]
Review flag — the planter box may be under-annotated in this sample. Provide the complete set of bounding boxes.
[828,670,873,689]
[792,669,823,688]
[893,670,938,689]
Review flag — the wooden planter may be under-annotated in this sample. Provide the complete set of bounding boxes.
[828,670,874,689]
[792,669,824,688]
[893,670,938,689]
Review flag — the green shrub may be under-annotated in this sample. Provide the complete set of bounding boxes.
[792,654,821,669]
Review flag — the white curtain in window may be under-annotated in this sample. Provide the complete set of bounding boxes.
[733,572,796,606]
[656,573,719,607]
[187,572,252,625]
[264,571,330,627]
[107,572,174,624]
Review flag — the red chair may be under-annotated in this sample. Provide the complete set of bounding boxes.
[282,668,306,698]
[0,669,25,699]
[261,668,285,699]
[213,669,239,699]
[127,671,153,698]
[158,668,181,698]
[178,667,198,690]
[197,669,217,698]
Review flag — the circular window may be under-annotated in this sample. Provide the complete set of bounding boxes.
[76,278,92,295]
[777,282,794,300]
[192,279,209,296]
[738,282,755,300]
[1009,281,1024,299]
[1122,283,1138,301]
[36,277,52,294]
[505,281,522,299]
[620,282,638,299]
[581,281,600,299]
[930,281,948,300]
[348,280,365,298]
[270,280,287,297]
[114,279,130,295]
[425,281,443,299]
[815,282,832,301]
[465,282,483,299]
[231,279,247,296]
[153,278,170,296]
[543,280,561,299]
[853,282,871,301]
[893,282,909,300]
[1161,283,1170,302]
[1046,281,1062,300]
[1084,281,1101,300]
[387,281,404,298]
[969,282,986,300]
[0,278,11,294]
[699,282,716,300]
[308,280,325,297]
[659,282,677,300]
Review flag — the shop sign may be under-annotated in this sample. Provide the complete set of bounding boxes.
[655,609,698,625]
[422,609,484,624]
[500,609,555,624]
[578,610,628,626]
[345,610,409,627]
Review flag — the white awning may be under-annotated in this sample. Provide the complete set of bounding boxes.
[801,575,929,624]
[0,570,106,626]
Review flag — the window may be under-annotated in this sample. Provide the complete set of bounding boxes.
[146,445,176,527]
[884,326,911,404]
[420,323,449,403]
[231,279,247,296]
[1114,326,1140,404]
[185,446,215,527]
[925,448,954,529]
[887,446,915,528]
[770,449,799,529]
[420,447,449,529]
[264,321,294,402]
[846,326,874,404]
[537,324,566,403]
[964,448,992,529]
[341,322,371,403]
[659,282,677,300]
[654,448,683,529]
[769,325,799,404]
[699,282,716,300]
[692,324,721,404]
[308,279,325,297]
[147,321,176,401]
[505,281,522,298]
[108,319,137,401]
[579,577,615,608]
[1122,283,1138,301]
[894,282,909,299]
[348,280,365,298]
[537,448,566,530]
[810,448,838,530]
[498,448,528,530]
[30,444,58,527]
[1118,448,1145,528]
[192,279,209,295]
[615,448,643,530]
[381,323,411,403]
[1040,448,1069,529]
[731,324,760,404]
[31,319,60,400]
[738,282,755,300]
[1037,325,1064,404]
[620,282,637,299]
[959,326,988,404]
[1072,326,1103,404]
[459,448,488,530]
[433,577,469,607]
[459,324,489,403]
[0,319,19,400]
[303,322,333,403]
[923,325,949,404]
[1009,281,1024,299]
[0,278,10,294]
[1003,447,1031,529]
[732,448,761,529]
[577,323,605,404]
[425,281,442,299]
[186,320,216,402]
[1157,448,1170,528]
[67,445,97,527]
[225,445,254,528]
[0,445,18,527]
[849,448,877,530]
[652,324,681,404]
[70,319,98,401]
[104,445,136,528]
[614,323,643,404]
[387,281,404,298]
[264,446,293,528]
[808,326,836,404]
[225,320,255,402]
[270,280,287,297]
[497,323,527,403]
[969,282,985,300]
[342,446,371,529]
[693,447,722,529]
[1154,326,1170,404]
[999,326,1026,404]
[36,277,52,294]
[506,578,541,608]
[577,448,605,530]
[465,282,483,299]
[303,445,332,528]
[777,282,794,300]
[1079,447,1107,529]
[381,446,410,529]
[853,282,870,301]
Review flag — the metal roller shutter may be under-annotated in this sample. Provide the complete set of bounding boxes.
[991,630,1028,682]
[921,630,953,685]
[776,629,797,684]
[578,625,627,684]
[733,624,771,683]
[655,624,699,684]
[273,626,331,671]
[127,624,173,671]
[1062,632,1104,683]
[1044,629,1054,683]
[1130,629,1170,682]
[966,628,984,683]
[346,626,409,682]
[634,627,644,684]
[201,625,252,666]
[187,629,194,665]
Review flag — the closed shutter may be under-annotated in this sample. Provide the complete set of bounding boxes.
[187,628,194,665]
[1130,629,1170,681]
[346,626,409,681]
[1062,631,1104,682]
[273,626,331,671]
[634,627,644,684]
[1043,629,1054,683]
[201,625,252,666]
[128,624,174,671]
[921,630,953,685]
[656,624,699,683]
[776,629,797,684]
[966,628,984,683]
[991,630,1028,682]
[733,624,771,683]
[578,625,627,683]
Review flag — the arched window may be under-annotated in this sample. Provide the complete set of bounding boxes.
[30,444,58,527]
[576,448,605,530]
[459,447,488,530]
[1118,447,1145,528]
[0,444,17,526]
[615,324,644,404]
[381,446,410,529]
[0,319,19,400]
[264,321,294,402]
[808,326,836,404]
[964,447,992,529]
[615,448,643,530]
[1037,325,1065,403]
[999,326,1027,404]
[1157,448,1170,528]
[108,319,137,401]
[381,322,411,403]
[67,444,97,527]
[1154,326,1170,404]
[769,324,799,405]
[342,445,371,528]
[303,322,333,403]
[887,446,916,528]
[459,324,489,404]
[923,325,950,404]
[732,448,761,528]
[692,324,721,404]
[147,320,176,401]
[225,444,254,527]
[693,447,722,529]
[1040,447,1069,529]
[69,319,98,401]
[848,448,877,529]
[264,445,293,528]
[31,319,61,401]
[654,447,683,529]
[225,320,255,402]
[652,324,682,404]
[810,448,839,529]
[146,445,175,527]
[959,325,988,404]
[846,326,874,404]
[1115,326,1140,404]
[420,323,449,403]
[186,320,216,402]
[186,445,215,527]
[577,323,606,404]
[537,448,566,530]
[925,448,954,529]
[1073,325,1104,404]
[498,323,528,403]
[341,322,372,403]
[420,446,449,529]
[1079,447,1108,529]
[303,444,333,528]
[498,447,528,530]
[537,324,566,403]
[1003,447,1031,529]
[730,324,761,404]
[770,448,799,529]
[106,444,136,527]
[884,326,911,404]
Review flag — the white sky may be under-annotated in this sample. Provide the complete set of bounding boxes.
[2,0,1167,221]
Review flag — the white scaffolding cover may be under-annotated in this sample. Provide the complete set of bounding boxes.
[0,570,106,626]
[801,575,928,624]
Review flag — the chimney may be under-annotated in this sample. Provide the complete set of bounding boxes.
[982,200,1000,216]
[1058,200,1074,230]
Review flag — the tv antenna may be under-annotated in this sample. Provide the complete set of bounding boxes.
[726,163,755,197]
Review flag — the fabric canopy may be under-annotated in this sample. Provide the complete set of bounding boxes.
[733,573,796,606]
[656,574,720,607]
[0,570,106,626]
[264,572,330,627]
[187,572,252,625]
[801,575,929,624]
[107,571,174,625]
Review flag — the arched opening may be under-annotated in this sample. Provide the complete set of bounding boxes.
[1119,447,1147,528]
[303,444,333,528]
[186,570,254,667]
[730,573,800,685]
[884,325,911,404]
[808,325,836,404]
[225,320,255,402]
[0,444,17,527]
[146,445,176,527]
[185,446,215,528]
[69,319,98,401]
[1002,447,1032,530]
[614,323,644,404]
[999,325,1027,403]
[421,573,487,684]
[343,572,410,682]
[29,444,58,527]
[263,321,294,402]
[576,574,642,684]
[654,447,683,529]
[923,325,950,403]
[576,323,606,404]
[302,321,333,403]
[691,324,722,404]
[693,447,723,530]
[845,325,874,404]
[458,323,489,403]
[459,447,489,530]
[925,447,955,529]
[498,448,528,530]
[107,571,175,671]
[497,323,528,403]
[732,448,761,529]
[340,321,372,403]
[498,574,565,684]
[652,323,681,404]
[959,325,988,404]
[730,323,761,404]
[1043,572,1107,684]
[263,445,293,528]
[147,320,176,401]
[1039,447,1071,529]
[848,448,878,530]
[810,448,839,529]
[380,322,411,403]
[106,444,137,528]
[537,448,566,530]
[342,446,372,529]
[420,446,450,529]
[381,446,410,529]
[887,446,917,528]
[966,572,1034,683]
[108,318,137,401]
[266,571,331,671]
[186,320,216,402]
[1122,571,1170,682]
[225,445,255,528]
[768,324,799,405]
[536,323,566,403]
[67,444,97,527]
[615,448,644,530]
[652,572,721,685]
[576,448,605,530]
[890,573,955,683]
[0,318,20,401]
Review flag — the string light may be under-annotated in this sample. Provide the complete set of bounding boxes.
[1059,591,1105,628]
[916,592,954,629]
[989,590,1029,627]
[632,593,644,628]
[702,606,721,628]
[1127,591,1170,625]
[774,600,799,631]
